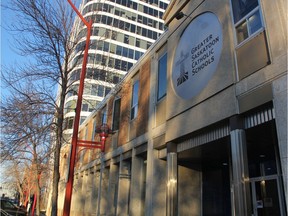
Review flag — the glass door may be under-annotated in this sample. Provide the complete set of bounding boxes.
[250,176,285,216]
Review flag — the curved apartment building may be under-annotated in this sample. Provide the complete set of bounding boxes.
[63,0,169,136]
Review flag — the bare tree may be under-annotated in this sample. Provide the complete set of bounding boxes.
[1,0,82,215]
[0,84,52,215]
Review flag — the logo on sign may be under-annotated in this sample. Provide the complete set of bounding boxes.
[172,12,223,100]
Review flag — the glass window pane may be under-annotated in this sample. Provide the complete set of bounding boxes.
[112,98,121,130]
[248,10,262,35]
[157,53,167,100]
[131,81,139,119]
[98,85,104,97]
[231,0,258,23]
[236,21,248,43]
[132,81,139,107]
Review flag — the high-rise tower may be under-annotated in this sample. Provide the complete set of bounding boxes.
[63,0,169,135]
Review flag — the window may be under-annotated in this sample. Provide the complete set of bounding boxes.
[157,53,167,101]
[64,117,74,129]
[112,98,121,130]
[97,85,104,97]
[102,106,107,124]
[80,117,86,125]
[131,80,139,120]
[92,119,97,141]
[105,87,111,96]
[231,0,264,44]
[82,103,89,112]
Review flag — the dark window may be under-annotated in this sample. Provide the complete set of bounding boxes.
[105,87,111,96]
[101,107,107,124]
[131,80,139,120]
[157,53,167,101]
[98,85,104,97]
[112,98,121,130]
[82,103,89,111]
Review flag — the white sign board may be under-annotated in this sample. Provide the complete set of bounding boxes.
[172,12,223,100]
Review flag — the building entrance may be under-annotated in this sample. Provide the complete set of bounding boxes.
[177,137,231,216]
[246,121,286,216]
[250,176,283,216]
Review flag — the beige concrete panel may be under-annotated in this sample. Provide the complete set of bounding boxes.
[236,54,287,97]
[261,0,288,59]
[100,168,110,215]
[178,165,201,216]
[238,83,273,113]
[156,98,166,126]
[166,0,236,120]
[70,175,83,216]
[145,146,167,216]
[272,74,288,204]
[165,86,237,142]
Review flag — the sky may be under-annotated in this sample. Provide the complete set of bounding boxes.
[1,0,82,68]
[1,3,23,67]
[1,3,18,99]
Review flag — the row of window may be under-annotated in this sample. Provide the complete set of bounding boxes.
[84,0,168,12]
[82,27,153,50]
[63,116,87,130]
[66,83,112,100]
[64,49,167,130]
[81,14,161,40]
[110,0,168,10]
[83,2,165,24]
[69,68,122,85]
[72,53,135,72]
[75,37,145,60]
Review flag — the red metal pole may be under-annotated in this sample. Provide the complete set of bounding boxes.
[63,2,92,215]
[31,194,37,216]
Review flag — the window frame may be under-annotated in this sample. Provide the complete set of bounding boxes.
[130,80,139,120]
[157,52,167,101]
[112,97,121,131]
[101,106,108,124]
[231,0,265,45]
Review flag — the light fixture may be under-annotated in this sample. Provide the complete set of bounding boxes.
[175,11,185,20]
[259,154,266,158]
[175,11,192,20]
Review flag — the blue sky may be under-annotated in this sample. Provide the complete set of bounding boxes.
[1,4,23,67]
[1,0,82,67]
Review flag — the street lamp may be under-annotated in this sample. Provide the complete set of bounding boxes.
[63,123,113,216]
[62,2,91,215]
[77,124,114,152]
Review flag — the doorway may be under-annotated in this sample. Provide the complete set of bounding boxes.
[246,121,286,216]
[178,137,231,216]
[250,176,283,216]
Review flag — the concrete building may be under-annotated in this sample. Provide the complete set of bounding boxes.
[63,0,170,139]
[58,0,287,215]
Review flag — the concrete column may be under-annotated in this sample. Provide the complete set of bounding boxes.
[230,120,251,216]
[57,181,66,215]
[83,169,93,216]
[94,170,100,215]
[145,141,167,216]
[129,150,146,215]
[116,158,131,215]
[166,142,177,216]
[106,161,119,216]
[81,171,89,216]
[71,174,83,216]
[99,167,109,215]
[272,74,287,203]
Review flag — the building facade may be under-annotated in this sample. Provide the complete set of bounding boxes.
[57,0,287,215]
[63,0,170,138]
